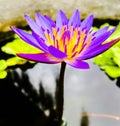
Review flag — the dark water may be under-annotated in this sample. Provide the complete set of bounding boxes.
[26,59,120,126]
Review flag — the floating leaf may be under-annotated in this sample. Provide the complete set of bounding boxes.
[112,47,120,67]
[6,57,27,66]
[94,49,115,67]
[0,60,7,79]
[0,71,7,79]
[0,60,7,72]
[105,66,120,78]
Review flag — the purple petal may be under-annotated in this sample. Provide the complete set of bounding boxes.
[11,27,44,50]
[35,12,52,31]
[56,10,68,28]
[65,59,89,69]
[80,14,94,32]
[89,27,116,48]
[32,31,49,52]
[68,9,81,28]
[79,37,120,60]
[24,15,44,37]
[44,15,56,27]
[93,26,109,37]
[48,46,67,58]
[17,53,60,64]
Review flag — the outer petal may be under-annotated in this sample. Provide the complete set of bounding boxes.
[91,27,116,46]
[68,9,81,27]
[17,53,61,64]
[56,10,68,28]
[79,37,120,60]
[48,46,67,58]
[44,15,56,27]
[82,28,117,54]
[80,14,94,32]
[65,59,89,69]
[11,27,43,50]
[24,15,45,37]
[32,31,49,52]
[35,12,52,31]
[93,26,109,37]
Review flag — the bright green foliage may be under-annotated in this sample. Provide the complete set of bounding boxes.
[0,60,7,71]
[0,71,7,79]
[94,23,120,78]
[6,57,27,66]
[0,60,7,79]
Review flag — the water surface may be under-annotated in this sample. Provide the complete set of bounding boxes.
[27,59,120,126]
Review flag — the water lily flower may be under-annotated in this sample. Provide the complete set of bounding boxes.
[11,9,120,69]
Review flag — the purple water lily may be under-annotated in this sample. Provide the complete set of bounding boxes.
[11,9,120,69]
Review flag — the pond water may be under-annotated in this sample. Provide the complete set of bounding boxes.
[26,59,120,126]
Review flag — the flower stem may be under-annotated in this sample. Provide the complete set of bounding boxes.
[56,62,66,124]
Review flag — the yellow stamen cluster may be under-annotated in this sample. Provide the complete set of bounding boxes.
[44,26,92,60]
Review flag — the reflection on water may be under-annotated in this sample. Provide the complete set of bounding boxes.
[80,111,89,126]
[26,60,120,126]
[63,60,120,126]
[0,68,61,126]
[0,59,120,126]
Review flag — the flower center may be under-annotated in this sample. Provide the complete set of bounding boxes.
[44,25,92,60]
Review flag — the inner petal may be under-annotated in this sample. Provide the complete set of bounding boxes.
[44,29,54,46]
[67,28,87,58]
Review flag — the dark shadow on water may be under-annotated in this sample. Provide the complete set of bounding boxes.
[105,74,120,88]
[0,68,61,126]
[93,18,119,27]
[116,77,120,88]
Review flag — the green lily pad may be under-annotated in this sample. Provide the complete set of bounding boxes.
[0,60,7,79]
[0,71,7,79]
[112,47,120,67]
[94,49,115,67]
[0,60,7,72]
[6,57,27,66]
[105,66,120,78]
